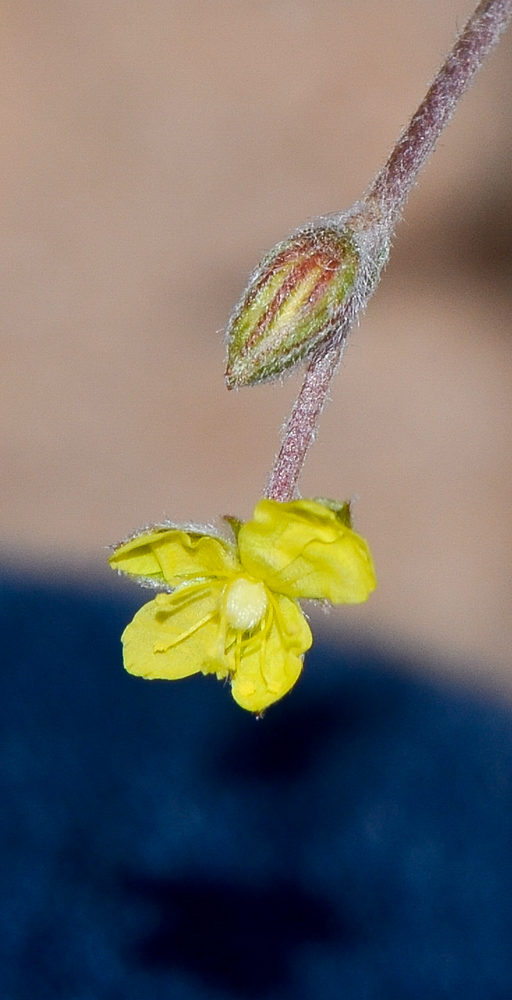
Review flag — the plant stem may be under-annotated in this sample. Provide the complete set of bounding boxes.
[266,0,512,502]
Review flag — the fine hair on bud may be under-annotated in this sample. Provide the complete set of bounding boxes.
[225,209,392,390]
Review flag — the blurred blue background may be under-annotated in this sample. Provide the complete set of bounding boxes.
[3,570,512,997]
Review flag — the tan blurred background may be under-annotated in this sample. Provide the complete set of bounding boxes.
[1,0,511,692]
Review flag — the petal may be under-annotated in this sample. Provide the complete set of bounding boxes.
[109,527,239,587]
[121,583,226,680]
[238,498,376,604]
[230,594,312,713]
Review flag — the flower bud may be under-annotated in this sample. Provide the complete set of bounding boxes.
[225,226,359,388]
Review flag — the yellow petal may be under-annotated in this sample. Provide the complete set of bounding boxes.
[121,583,225,680]
[238,498,376,604]
[230,593,312,713]
[109,527,239,587]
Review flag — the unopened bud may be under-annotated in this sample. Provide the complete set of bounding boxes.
[225,225,359,388]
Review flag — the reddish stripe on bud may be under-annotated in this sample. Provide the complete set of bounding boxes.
[225,226,359,388]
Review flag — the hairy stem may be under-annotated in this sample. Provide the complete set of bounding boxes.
[266,343,342,503]
[266,0,512,502]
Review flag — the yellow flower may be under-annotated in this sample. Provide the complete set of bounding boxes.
[109,498,376,713]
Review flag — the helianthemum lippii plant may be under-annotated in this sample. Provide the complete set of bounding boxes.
[109,500,375,713]
[110,0,512,713]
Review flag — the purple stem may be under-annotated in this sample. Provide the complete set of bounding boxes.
[266,0,512,502]
[266,342,341,503]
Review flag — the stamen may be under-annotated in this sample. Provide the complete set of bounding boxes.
[235,629,242,675]
[154,611,216,653]
[155,581,211,612]
[258,604,272,688]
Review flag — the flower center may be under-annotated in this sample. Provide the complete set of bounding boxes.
[225,577,268,632]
